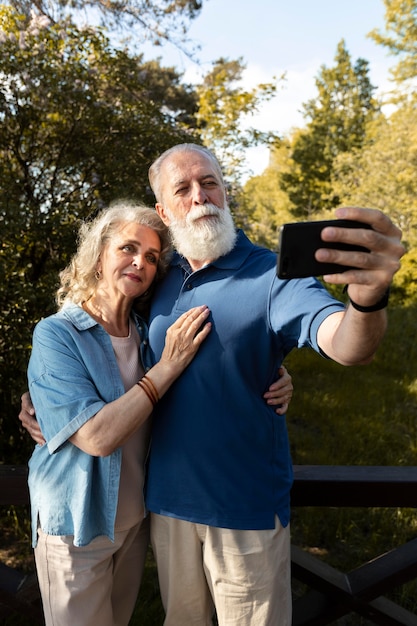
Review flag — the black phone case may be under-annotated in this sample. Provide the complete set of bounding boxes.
[277,219,371,279]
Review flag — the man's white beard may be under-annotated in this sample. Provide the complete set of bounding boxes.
[166,203,237,263]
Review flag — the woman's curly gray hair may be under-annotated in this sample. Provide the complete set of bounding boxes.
[57,201,172,309]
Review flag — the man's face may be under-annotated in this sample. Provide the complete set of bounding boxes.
[154,150,237,265]
[155,151,227,225]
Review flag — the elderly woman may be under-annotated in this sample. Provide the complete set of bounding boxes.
[27,201,211,626]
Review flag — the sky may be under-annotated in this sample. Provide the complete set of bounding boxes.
[143,0,394,177]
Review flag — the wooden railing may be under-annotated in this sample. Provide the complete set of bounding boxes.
[0,465,43,623]
[2,464,417,625]
[291,466,417,625]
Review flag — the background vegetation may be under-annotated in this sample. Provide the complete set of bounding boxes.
[2,0,417,624]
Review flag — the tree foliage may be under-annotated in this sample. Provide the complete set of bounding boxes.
[195,57,280,184]
[332,105,417,239]
[238,140,294,249]
[331,103,417,301]
[5,0,203,51]
[0,5,197,461]
[368,0,417,93]
[280,40,380,218]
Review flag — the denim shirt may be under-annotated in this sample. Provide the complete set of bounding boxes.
[27,303,152,547]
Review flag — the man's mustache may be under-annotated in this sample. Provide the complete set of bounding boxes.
[186,204,224,224]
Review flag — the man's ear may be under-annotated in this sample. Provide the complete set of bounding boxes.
[155,203,171,226]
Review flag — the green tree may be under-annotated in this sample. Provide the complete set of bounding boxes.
[332,104,417,244]
[332,103,417,301]
[195,57,280,185]
[5,0,203,51]
[280,40,380,218]
[238,139,294,249]
[0,6,197,462]
[369,0,417,92]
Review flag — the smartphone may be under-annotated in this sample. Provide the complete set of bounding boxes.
[277,219,372,279]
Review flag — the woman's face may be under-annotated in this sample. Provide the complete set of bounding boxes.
[97,222,161,302]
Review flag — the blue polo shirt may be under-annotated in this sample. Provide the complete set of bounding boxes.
[145,230,345,530]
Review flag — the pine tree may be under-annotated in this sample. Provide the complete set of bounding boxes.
[280,40,380,218]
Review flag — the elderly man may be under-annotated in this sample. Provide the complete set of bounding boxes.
[144,143,403,626]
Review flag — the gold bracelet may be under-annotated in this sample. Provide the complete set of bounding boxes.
[136,379,157,407]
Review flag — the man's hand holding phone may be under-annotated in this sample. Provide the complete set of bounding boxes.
[277,218,372,279]
[278,207,404,311]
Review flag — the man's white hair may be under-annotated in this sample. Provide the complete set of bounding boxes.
[148,143,225,204]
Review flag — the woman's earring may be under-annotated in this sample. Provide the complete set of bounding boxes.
[95,270,102,280]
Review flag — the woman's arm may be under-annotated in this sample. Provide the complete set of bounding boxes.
[27,305,211,457]
[74,305,211,455]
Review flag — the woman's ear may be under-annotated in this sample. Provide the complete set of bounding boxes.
[95,255,102,276]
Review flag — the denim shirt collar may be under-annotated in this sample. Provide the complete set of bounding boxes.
[60,301,149,344]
